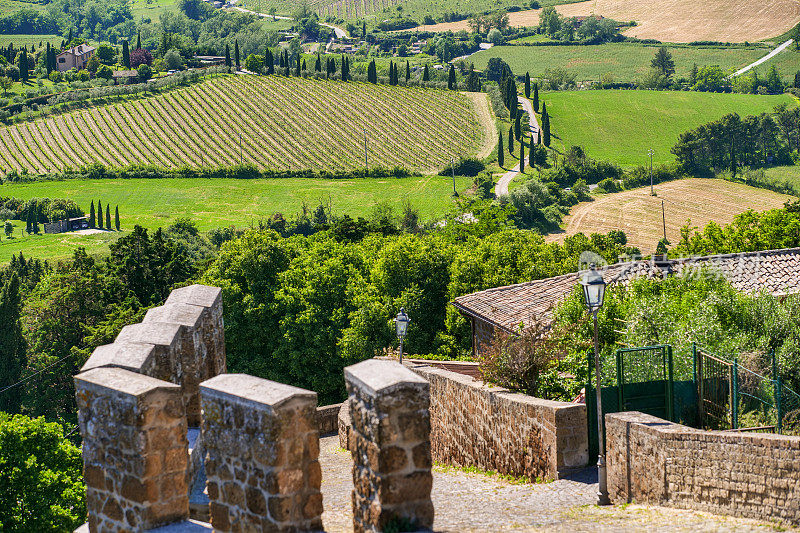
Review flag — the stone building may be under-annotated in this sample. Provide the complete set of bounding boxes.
[453,247,800,357]
[56,44,96,72]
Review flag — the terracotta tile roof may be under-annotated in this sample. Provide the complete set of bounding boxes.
[452,247,800,333]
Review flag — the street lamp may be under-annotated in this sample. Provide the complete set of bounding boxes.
[394,308,410,365]
[579,264,610,506]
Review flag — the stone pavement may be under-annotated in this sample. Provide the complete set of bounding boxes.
[318,436,793,532]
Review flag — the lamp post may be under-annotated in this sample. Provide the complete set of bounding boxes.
[394,308,410,365]
[579,264,610,506]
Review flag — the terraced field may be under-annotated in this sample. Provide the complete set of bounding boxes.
[0,75,494,174]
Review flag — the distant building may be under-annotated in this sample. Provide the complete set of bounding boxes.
[56,44,96,72]
[112,70,139,85]
[44,216,89,234]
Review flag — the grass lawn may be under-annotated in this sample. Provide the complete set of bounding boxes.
[542,90,796,166]
[470,43,781,84]
[0,175,471,262]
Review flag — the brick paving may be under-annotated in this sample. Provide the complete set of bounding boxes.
[318,436,792,532]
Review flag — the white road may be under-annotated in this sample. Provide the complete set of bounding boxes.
[231,6,348,38]
[495,95,540,197]
[733,39,793,77]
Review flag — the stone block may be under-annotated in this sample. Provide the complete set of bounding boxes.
[344,360,433,533]
[166,284,226,377]
[75,367,189,532]
[81,342,157,375]
[200,374,322,532]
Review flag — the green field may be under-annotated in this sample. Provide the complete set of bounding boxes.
[543,90,796,166]
[0,174,472,261]
[0,0,47,13]
[0,74,493,174]
[764,165,800,187]
[0,34,62,49]
[131,0,179,20]
[470,43,797,83]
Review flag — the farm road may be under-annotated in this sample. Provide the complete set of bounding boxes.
[230,5,349,38]
[495,95,540,197]
[733,39,794,76]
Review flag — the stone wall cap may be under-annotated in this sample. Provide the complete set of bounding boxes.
[80,342,156,373]
[116,322,182,347]
[75,367,179,397]
[200,373,317,408]
[144,302,205,328]
[166,284,222,309]
[344,359,428,396]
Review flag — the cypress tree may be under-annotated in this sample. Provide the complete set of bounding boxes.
[315,54,321,72]
[19,49,28,82]
[122,40,130,68]
[514,112,521,140]
[542,103,551,147]
[406,60,410,82]
[362,21,366,38]
[422,64,430,81]
[136,30,141,50]
[115,205,120,231]
[508,126,514,155]
[285,51,290,75]
[295,54,301,76]
[25,207,32,235]
[97,200,103,229]
[302,59,306,71]
[519,141,525,172]
[45,42,51,74]
[524,72,530,98]
[794,70,800,88]
[498,133,504,167]
[0,273,26,414]
[533,83,539,112]
[225,44,231,70]
[342,56,349,81]
[67,28,73,44]
[266,48,274,74]
[234,40,240,71]
[529,137,535,168]
[106,204,111,230]
[448,64,456,90]
[89,200,95,228]
[32,206,38,234]
[368,59,377,84]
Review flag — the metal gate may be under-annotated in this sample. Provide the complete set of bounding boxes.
[616,345,675,420]
[695,344,734,430]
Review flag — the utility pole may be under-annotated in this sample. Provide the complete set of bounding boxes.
[363,128,368,169]
[648,149,654,195]
[451,157,457,196]
[662,199,667,241]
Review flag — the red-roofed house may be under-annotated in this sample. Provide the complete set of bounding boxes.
[56,44,96,72]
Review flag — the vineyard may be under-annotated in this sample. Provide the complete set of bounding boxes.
[0,75,493,174]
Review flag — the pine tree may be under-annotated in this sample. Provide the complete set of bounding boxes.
[519,141,525,172]
[508,126,514,155]
[0,273,26,414]
[514,112,521,140]
[136,30,141,50]
[498,133,504,167]
[406,60,410,82]
[448,64,456,89]
[524,72,530,98]
[97,200,103,229]
[115,205,120,231]
[89,200,95,228]
[422,63,430,81]
[122,40,130,68]
[106,204,111,230]
[234,40,240,71]
[225,44,231,70]
[533,83,539,112]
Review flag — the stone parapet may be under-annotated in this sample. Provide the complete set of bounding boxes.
[344,359,433,533]
[316,403,343,435]
[200,374,323,532]
[165,284,226,378]
[606,411,800,525]
[75,367,189,532]
[408,364,588,480]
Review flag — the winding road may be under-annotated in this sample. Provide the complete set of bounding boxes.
[231,5,349,38]
[495,95,540,196]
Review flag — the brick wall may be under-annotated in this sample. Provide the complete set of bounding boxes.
[606,411,800,525]
[409,363,588,480]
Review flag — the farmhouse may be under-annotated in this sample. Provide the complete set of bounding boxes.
[453,248,800,357]
[112,70,138,84]
[56,44,96,72]
[43,216,89,234]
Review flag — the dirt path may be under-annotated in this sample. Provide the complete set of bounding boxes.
[230,6,348,38]
[463,92,499,160]
[733,39,794,76]
[495,95,540,197]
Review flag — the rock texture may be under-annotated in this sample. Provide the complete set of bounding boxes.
[200,374,323,532]
[75,367,189,532]
[344,359,433,533]
[606,411,800,525]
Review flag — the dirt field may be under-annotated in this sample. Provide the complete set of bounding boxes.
[548,178,792,253]
[415,0,800,43]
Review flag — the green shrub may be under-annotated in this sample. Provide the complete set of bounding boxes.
[596,178,619,193]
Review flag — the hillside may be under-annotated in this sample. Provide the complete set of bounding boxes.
[417,0,800,42]
[542,90,795,166]
[0,75,495,174]
[549,178,792,252]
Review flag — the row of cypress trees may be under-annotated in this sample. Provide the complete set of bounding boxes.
[88,201,121,231]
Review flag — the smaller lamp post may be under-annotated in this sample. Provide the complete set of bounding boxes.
[394,308,410,365]
[579,264,610,506]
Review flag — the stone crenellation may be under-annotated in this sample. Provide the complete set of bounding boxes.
[74,367,190,532]
[409,364,588,480]
[344,359,434,533]
[606,411,800,526]
[200,374,324,532]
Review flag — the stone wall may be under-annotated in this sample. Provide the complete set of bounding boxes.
[200,374,323,532]
[606,411,800,525]
[316,403,343,435]
[74,367,189,531]
[410,364,588,480]
[344,359,434,533]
